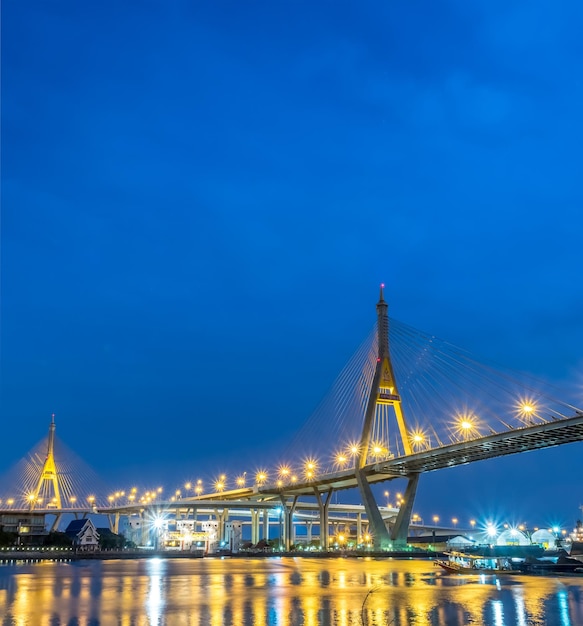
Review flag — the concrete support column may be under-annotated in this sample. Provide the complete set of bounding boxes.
[313,488,333,551]
[50,514,62,533]
[279,496,298,551]
[355,470,392,550]
[220,509,229,542]
[391,474,420,547]
[107,513,120,534]
[263,510,269,540]
[140,512,149,546]
[251,510,260,545]
[357,513,362,544]
[306,521,313,544]
[214,509,229,542]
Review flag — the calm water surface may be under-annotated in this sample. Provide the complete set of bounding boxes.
[1,556,582,625]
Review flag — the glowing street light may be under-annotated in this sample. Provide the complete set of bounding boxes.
[348,442,361,457]
[515,398,540,424]
[410,429,428,451]
[453,412,479,440]
[304,459,318,480]
[236,473,247,487]
[255,471,268,486]
[335,452,348,469]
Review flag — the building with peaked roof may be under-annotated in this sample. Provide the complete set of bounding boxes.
[65,519,100,551]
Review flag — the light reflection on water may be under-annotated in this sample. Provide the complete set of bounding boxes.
[0,557,582,625]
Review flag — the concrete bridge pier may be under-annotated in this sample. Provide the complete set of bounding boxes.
[313,488,333,550]
[107,512,120,535]
[262,510,269,540]
[251,509,260,545]
[390,473,419,547]
[280,496,298,551]
[214,508,229,543]
[355,470,392,550]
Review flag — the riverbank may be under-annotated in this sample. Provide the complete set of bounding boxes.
[0,547,439,562]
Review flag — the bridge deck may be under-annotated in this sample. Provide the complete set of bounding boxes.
[193,413,583,500]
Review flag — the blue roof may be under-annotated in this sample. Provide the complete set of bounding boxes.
[65,519,90,533]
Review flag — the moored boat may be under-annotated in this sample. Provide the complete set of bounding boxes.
[434,551,517,574]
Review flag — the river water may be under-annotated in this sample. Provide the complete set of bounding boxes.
[0,556,582,625]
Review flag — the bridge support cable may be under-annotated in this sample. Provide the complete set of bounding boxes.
[390,473,419,546]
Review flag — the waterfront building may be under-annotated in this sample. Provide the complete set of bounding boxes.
[65,519,99,551]
[0,513,47,545]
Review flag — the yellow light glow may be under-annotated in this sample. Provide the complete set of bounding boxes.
[335,453,348,467]
[215,481,225,492]
[515,397,541,424]
[255,471,268,485]
[409,428,428,451]
[452,412,479,440]
[348,442,361,456]
[303,458,318,480]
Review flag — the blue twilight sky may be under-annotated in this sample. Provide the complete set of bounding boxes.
[1,1,582,526]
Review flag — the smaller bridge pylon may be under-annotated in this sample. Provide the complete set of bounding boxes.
[30,414,62,510]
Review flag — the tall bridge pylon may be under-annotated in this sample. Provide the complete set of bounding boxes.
[30,414,62,510]
[356,285,417,549]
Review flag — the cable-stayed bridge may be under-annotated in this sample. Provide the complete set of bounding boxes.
[1,287,582,550]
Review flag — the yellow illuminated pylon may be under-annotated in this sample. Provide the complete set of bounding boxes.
[30,414,62,510]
